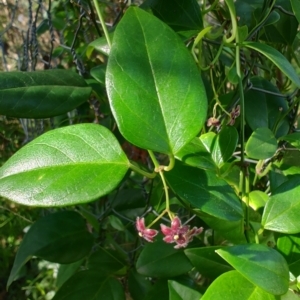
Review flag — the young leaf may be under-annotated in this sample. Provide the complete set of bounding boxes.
[168,280,202,300]
[0,70,91,118]
[216,244,289,295]
[52,270,125,300]
[106,7,207,155]
[245,127,277,159]
[262,175,300,233]
[243,42,300,88]
[0,124,129,206]
[7,211,94,288]
[165,161,243,222]
[136,239,193,277]
[201,270,278,300]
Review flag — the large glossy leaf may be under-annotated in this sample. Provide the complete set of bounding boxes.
[262,175,300,233]
[245,127,277,159]
[136,239,193,277]
[168,280,202,300]
[165,161,243,222]
[0,70,91,118]
[216,244,289,295]
[106,7,207,155]
[52,271,125,300]
[7,211,94,288]
[0,124,129,206]
[185,246,232,279]
[243,42,300,88]
[140,0,203,31]
[277,233,300,276]
[202,271,278,300]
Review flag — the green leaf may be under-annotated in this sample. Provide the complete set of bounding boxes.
[212,126,239,167]
[277,233,300,276]
[0,70,92,118]
[175,137,216,170]
[52,271,125,300]
[144,280,169,300]
[216,244,289,295]
[165,161,243,222]
[7,211,94,288]
[106,7,207,155]
[279,133,300,149]
[56,260,84,289]
[87,247,127,276]
[88,36,112,56]
[245,127,277,159]
[185,246,233,279]
[128,269,152,300]
[202,270,278,300]
[0,124,129,206]
[262,176,300,233]
[248,191,268,211]
[244,77,289,137]
[136,239,193,278]
[140,0,203,31]
[291,0,300,23]
[168,280,202,300]
[243,42,300,88]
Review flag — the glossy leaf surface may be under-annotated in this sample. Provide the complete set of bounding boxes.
[262,176,300,233]
[52,271,125,300]
[216,244,289,295]
[168,280,202,300]
[106,7,207,155]
[0,70,91,118]
[140,0,203,31]
[7,211,94,288]
[185,246,232,279]
[0,124,129,206]
[202,271,278,300]
[245,127,277,159]
[165,161,243,222]
[243,42,300,88]
[136,239,193,277]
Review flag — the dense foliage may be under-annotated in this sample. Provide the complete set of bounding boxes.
[1,0,300,299]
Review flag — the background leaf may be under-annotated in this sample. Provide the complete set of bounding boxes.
[262,175,300,233]
[0,70,91,118]
[0,124,129,206]
[7,211,94,288]
[243,42,300,88]
[291,0,300,23]
[216,244,289,295]
[106,7,207,155]
[168,280,202,300]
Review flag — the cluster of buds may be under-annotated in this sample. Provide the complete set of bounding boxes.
[136,216,203,249]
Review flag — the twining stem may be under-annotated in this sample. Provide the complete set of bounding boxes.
[93,0,112,48]
[129,162,156,179]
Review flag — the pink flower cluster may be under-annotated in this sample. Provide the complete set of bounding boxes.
[136,216,203,249]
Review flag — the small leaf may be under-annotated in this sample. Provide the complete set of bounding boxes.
[243,42,300,88]
[0,124,129,206]
[0,70,91,118]
[245,127,277,159]
[168,280,202,300]
[106,7,207,155]
[52,271,125,300]
[88,36,112,56]
[277,233,300,277]
[136,239,193,278]
[216,244,289,295]
[202,270,278,300]
[7,211,94,288]
[262,175,300,233]
[165,161,243,222]
[185,246,233,279]
[248,191,268,211]
[279,132,300,149]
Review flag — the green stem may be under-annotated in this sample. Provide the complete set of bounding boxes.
[244,170,250,243]
[129,162,156,179]
[223,0,237,44]
[164,155,175,171]
[158,170,172,219]
[147,209,168,228]
[93,0,112,48]
[148,150,160,170]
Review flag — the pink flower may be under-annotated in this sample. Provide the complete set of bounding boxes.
[136,217,158,242]
[160,216,203,249]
